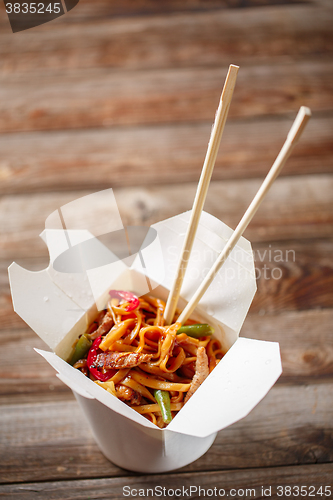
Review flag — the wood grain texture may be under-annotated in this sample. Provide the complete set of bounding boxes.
[250,239,333,314]
[0,327,69,404]
[65,0,308,21]
[1,5,332,73]
[0,0,332,491]
[1,463,333,499]
[1,176,332,328]
[0,309,332,405]
[1,383,332,484]
[0,0,309,25]
[1,60,331,133]
[0,115,332,194]
[1,463,332,498]
[1,176,332,261]
[243,309,333,380]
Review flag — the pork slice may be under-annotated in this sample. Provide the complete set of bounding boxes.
[94,351,153,369]
[90,312,114,339]
[116,384,142,405]
[184,346,209,403]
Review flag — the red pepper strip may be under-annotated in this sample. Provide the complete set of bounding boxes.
[87,336,115,381]
[109,290,140,312]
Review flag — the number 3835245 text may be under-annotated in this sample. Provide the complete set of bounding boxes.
[5,3,62,14]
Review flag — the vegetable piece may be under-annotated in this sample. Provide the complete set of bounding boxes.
[109,290,140,312]
[154,389,173,424]
[87,336,115,381]
[177,323,214,338]
[69,334,92,366]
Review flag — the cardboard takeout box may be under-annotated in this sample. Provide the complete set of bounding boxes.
[9,203,282,473]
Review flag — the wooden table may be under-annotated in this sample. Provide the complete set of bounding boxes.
[0,0,332,498]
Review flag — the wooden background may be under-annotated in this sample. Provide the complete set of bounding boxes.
[0,0,332,498]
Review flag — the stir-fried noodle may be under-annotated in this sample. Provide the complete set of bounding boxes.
[70,292,223,428]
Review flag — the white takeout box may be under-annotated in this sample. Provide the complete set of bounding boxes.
[8,208,282,473]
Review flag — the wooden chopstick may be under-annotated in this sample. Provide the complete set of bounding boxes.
[177,106,312,325]
[164,64,239,325]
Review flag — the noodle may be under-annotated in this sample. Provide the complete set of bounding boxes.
[70,293,223,428]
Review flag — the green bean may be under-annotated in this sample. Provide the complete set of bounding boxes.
[154,389,172,424]
[177,323,214,338]
[69,334,92,366]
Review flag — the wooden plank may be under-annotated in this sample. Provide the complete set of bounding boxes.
[0,0,309,26]
[0,309,332,405]
[314,0,332,6]
[0,383,332,483]
[1,60,332,133]
[0,327,71,404]
[1,463,333,499]
[0,5,332,73]
[64,0,309,21]
[243,309,333,380]
[1,178,332,330]
[251,239,333,314]
[1,176,332,260]
[0,115,332,194]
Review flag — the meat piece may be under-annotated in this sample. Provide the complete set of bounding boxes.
[116,384,142,405]
[93,351,153,369]
[184,346,209,403]
[90,312,114,340]
[175,336,198,356]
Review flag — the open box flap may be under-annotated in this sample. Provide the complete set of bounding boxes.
[35,336,282,437]
[8,263,85,353]
[8,196,278,438]
[9,209,256,356]
[137,210,257,349]
[35,348,158,431]
[41,228,127,312]
[168,337,282,437]
[35,349,156,430]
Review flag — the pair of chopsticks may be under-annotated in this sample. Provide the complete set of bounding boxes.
[164,64,311,325]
